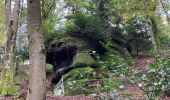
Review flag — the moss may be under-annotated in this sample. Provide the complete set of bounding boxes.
[86,78,123,94]
[102,78,123,90]
[64,67,95,95]
[0,83,20,96]
[49,35,92,50]
[72,53,95,66]
[64,78,123,96]
[64,79,88,96]
[64,67,94,80]
[50,35,72,45]
[63,66,123,96]
[45,64,53,72]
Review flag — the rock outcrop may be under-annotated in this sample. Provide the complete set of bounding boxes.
[46,34,100,84]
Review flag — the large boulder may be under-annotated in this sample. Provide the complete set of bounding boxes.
[46,34,100,84]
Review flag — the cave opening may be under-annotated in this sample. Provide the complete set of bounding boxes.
[46,45,77,72]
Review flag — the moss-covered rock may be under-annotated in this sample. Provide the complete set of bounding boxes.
[63,67,95,95]
[49,34,92,51]
[64,78,123,96]
[45,64,53,73]
[46,34,103,85]
[64,67,94,80]
[72,53,95,66]
[64,79,88,96]
[63,65,124,96]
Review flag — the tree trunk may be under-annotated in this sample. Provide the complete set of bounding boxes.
[144,0,157,50]
[2,0,20,81]
[158,0,170,24]
[27,0,46,99]
[4,0,11,69]
[148,17,157,50]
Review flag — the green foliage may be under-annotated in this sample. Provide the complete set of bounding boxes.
[42,20,57,40]
[64,67,94,80]
[64,78,123,96]
[64,79,88,95]
[63,49,126,95]
[49,34,74,45]
[0,0,168,98]
[99,40,131,76]
[0,69,20,96]
[42,0,66,44]
[121,16,152,52]
[152,14,170,50]
[100,53,128,76]
[17,45,29,61]
[102,78,123,90]
[49,34,90,47]
[66,0,90,9]
[64,68,94,95]
[0,72,20,96]
[65,12,106,38]
[72,53,95,66]
[0,84,20,96]
[131,55,170,99]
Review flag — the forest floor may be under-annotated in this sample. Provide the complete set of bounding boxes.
[117,54,155,100]
[118,54,170,100]
[1,54,170,100]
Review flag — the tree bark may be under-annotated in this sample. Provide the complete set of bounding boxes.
[27,0,46,99]
[2,0,20,81]
[4,0,11,69]
[144,0,157,50]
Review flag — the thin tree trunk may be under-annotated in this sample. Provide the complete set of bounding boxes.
[11,0,21,78]
[4,0,11,69]
[0,0,11,81]
[148,17,157,50]
[144,0,157,50]
[2,0,20,81]
[158,0,170,24]
[27,0,46,99]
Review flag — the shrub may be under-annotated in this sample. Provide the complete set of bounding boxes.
[65,12,106,38]
[0,84,20,96]
[64,78,123,96]
[98,40,132,77]
[130,55,170,99]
